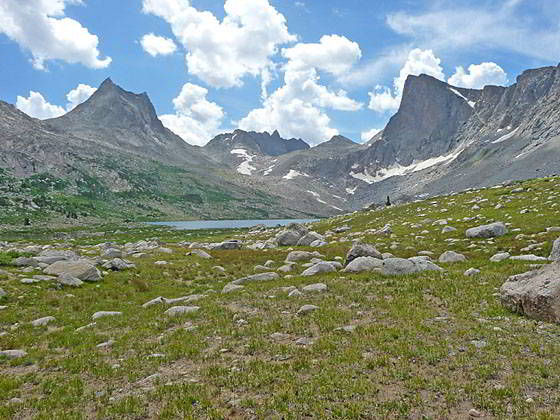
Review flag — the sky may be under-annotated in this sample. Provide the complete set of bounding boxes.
[1,0,560,146]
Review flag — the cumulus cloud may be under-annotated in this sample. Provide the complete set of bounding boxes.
[16,83,96,119]
[238,36,363,145]
[0,0,111,70]
[448,62,508,89]
[16,91,66,119]
[65,83,96,111]
[386,1,560,62]
[282,34,361,76]
[140,33,177,57]
[159,83,225,146]
[361,128,382,142]
[368,48,444,113]
[142,0,296,88]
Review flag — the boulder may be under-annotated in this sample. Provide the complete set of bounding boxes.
[439,251,467,263]
[550,238,560,261]
[13,257,38,267]
[297,232,324,247]
[302,262,336,277]
[57,273,84,287]
[490,252,510,262]
[102,248,123,258]
[302,283,328,293]
[466,222,508,238]
[92,311,122,320]
[211,240,242,250]
[464,268,481,276]
[382,258,443,276]
[276,230,302,246]
[102,258,135,271]
[222,284,245,294]
[510,255,548,262]
[189,249,212,259]
[343,256,383,273]
[164,306,200,316]
[500,262,560,323]
[31,316,55,327]
[45,260,102,282]
[297,304,319,315]
[345,243,382,265]
[285,251,321,262]
[231,272,280,285]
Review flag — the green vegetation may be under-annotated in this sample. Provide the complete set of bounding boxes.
[0,176,559,418]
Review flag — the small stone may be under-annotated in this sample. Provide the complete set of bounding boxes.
[288,289,303,297]
[295,337,313,345]
[439,251,467,263]
[302,283,327,293]
[92,311,122,320]
[222,284,245,294]
[469,408,483,417]
[464,268,481,277]
[96,340,114,349]
[31,316,55,327]
[164,306,200,316]
[297,304,319,315]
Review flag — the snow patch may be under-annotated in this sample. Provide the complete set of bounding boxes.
[353,148,464,184]
[346,187,357,195]
[307,190,327,204]
[230,148,256,175]
[492,127,519,144]
[449,88,475,109]
[263,165,275,176]
[283,170,309,180]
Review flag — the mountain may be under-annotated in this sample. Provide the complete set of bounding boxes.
[0,81,340,224]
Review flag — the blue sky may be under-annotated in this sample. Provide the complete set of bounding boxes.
[1,0,559,145]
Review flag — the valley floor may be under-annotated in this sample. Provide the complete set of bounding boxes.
[1,176,560,419]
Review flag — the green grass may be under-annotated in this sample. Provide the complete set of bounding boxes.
[1,176,560,418]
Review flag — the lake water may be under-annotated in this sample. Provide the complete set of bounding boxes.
[147,219,320,231]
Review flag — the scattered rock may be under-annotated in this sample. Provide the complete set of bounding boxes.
[302,262,336,277]
[222,284,245,294]
[295,337,313,345]
[464,268,481,276]
[302,283,327,293]
[45,260,102,282]
[189,249,212,259]
[297,232,324,247]
[102,258,135,271]
[211,240,242,250]
[297,304,319,315]
[164,306,200,316]
[231,272,279,285]
[382,258,443,275]
[439,251,467,263]
[345,242,382,265]
[57,273,84,287]
[466,222,508,238]
[550,238,560,261]
[31,316,55,327]
[500,262,560,323]
[343,256,383,273]
[490,252,511,262]
[285,251,320,262]
[288,289,303,297]
[0,349,27,358]
[510,255,548,262]
[92,311,122,320]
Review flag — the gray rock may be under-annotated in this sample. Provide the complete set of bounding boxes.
[297,232,324,247]
[189,249,212,259]
[302,283,328,293]
[57,273,84,287]
[343,256,383,273]
[0,349,27,358]
[500,262,560,323]
[345,242,382,265]
[310,240,328,247]
[297,304,319,315]
[34,250,79,264]
[490,252,511,262]
[164,306,200,316]
[0,288,6,298]
[211,240,242,250]
[439,251,467,263]
[13,257,38,267]
[285,251,320,262]
[295,337,313,345]
[31,316,55,327]
[231,272,280,285]
[277,264,295,273]
[333,225,351,233]
[550,238,560,261]
[442,226,457,233]
[302,262,336,277]
[102,248,122,258]
[92,311,122,320]
[222,284,245,294]
[102,258,135,271]
[45,260,102,282]
[466,222,508,238]
[288,289,303,297]
[276,230,303,246]
[382,257,443,275]
[510,255,548,262]
[464,268,481,276]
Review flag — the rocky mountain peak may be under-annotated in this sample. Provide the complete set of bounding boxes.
[316,135,359,150]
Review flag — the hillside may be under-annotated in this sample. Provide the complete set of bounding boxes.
[1,176,560,418]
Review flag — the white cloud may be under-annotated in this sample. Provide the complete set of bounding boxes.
[16,83,97,119]
[142,0,296,88]
[361,128,382,142]
[448,62,508,89]
[159,83,225,146]
[238,38,363,145]
[65,83,96,111]
[386,1,560,62]
[140,33,177,57]
[0,0,111,70]
[368,48,444,113]
[282,34,361,76]
[16,91,65,119]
